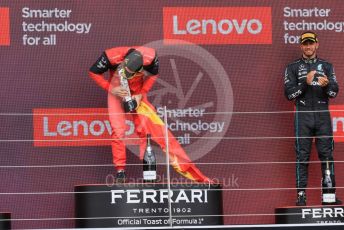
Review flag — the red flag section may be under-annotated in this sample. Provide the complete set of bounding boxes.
[136,101,210,182]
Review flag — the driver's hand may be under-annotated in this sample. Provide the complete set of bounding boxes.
[318,75,329,87]
[111,86,129,98]
[306,70,317,85]
[132,94,142,109]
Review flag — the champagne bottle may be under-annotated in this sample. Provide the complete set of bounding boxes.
[143,134,157,182]
[322,159,336,204]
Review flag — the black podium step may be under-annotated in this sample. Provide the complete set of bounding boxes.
[75,183,223,228]
[276,205,344,224]
[0,213,11,230]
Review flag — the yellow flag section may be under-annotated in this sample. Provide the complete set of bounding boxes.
[137,101,211,182]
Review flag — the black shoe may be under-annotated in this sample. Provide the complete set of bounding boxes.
[115,170,126,183]
[335,198,343,205]
[296,191,307,206]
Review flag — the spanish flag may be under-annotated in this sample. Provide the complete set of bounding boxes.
[136,100,210,182]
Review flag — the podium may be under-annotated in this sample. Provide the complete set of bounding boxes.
[0,213,11,229]
[75,183,223,228]
[276,205,344,224]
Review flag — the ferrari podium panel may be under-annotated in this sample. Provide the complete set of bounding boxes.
[75,183,223,228]
[276,205,344,224]
[0,213,11,229]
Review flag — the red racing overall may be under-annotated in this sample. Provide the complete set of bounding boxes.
[89,46,210,182]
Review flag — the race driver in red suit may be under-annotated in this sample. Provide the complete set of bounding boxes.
[89,46,210,183]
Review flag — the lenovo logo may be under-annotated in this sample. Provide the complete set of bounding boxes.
[173,16,263,35]
[0,7,10,46]
[163,7,272,44]
[33,108,137,147]
[331,105,344,143]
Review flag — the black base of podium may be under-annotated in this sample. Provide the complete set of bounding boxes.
[75,183,223,228]
[0,213,11,230]
[196,224,344,230]
[276,205,344,224]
